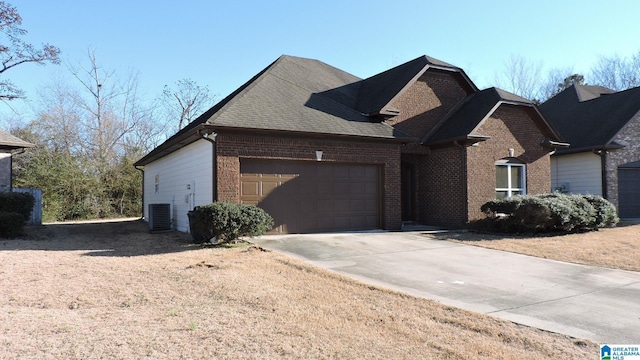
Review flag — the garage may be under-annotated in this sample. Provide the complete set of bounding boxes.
[618,161,640,218]
[240,159,381,233]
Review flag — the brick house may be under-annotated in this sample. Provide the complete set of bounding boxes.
[135,55,566,233]
[540,84,640,217]
[0,130,34,192]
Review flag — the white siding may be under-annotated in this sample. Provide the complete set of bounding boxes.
[551,152,602,196]
[143,139,213,232]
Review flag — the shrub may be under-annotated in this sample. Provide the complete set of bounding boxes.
[0,211,27,238]
[479,193,618,234]
[188,202,274,243]
[584,194,619,228]
[0,191,35,222]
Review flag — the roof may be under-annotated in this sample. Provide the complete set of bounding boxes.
[423,87,562,146]
[0,130,34,150]
[136,55,414,166]
[355,55,478,115]
[540,84,640,153]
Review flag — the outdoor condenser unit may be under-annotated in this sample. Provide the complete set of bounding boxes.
[148,203,171,231]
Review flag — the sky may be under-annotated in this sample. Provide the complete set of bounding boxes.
[2,0,640,123]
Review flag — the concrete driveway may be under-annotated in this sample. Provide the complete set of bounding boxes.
[251,230,640,343]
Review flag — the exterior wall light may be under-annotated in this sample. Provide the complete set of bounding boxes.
[316,150,323,161]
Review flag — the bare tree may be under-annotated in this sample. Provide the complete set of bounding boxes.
[162,78,214,131]
[0,1,60,100]
[590,52,640,91]
[493,54,543,100]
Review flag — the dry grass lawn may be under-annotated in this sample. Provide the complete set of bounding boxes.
[437,222,640,272]
[0,220,597,359]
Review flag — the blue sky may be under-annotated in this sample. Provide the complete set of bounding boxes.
[3,0,640,121]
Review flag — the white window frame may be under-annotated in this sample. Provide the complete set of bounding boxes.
[154,174,160,193]
[495,159,526,199]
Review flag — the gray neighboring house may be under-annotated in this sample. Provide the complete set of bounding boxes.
[0,130,34,192]
[540,84,640,217]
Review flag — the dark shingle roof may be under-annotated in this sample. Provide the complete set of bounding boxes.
[540,84,640,152]
[135,55,413,166]
[423,87,545,145]
[0,130,34,150]
[355,55,477,115]
[207,56,407,138]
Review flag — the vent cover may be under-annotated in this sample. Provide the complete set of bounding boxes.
[149,203,171,231]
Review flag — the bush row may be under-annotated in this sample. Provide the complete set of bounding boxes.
[188,202,274,243]
[0,192,35,221]
[0,192,35,238]
[478,193,619,233]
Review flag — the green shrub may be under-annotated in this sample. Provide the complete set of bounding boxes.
[0,192,35,222]
[0,211,27,238]
[479,193,618,234]
[187,202,274,243]
[584,194,619,228]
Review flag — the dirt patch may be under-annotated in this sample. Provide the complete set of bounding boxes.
[434,224,640,272]
[0,220,597,359]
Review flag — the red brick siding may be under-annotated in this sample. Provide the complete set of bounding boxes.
[215,132,402,230]
[466,105,552,221]
[387,70,470,153]
[409,147,468,228]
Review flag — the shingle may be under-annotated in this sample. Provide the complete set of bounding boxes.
[0,130,34,149]
[540,85,640,151]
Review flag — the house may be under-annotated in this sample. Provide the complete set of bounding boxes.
[540,84,640,217]
[0,130,34,192]
[135,55,566,233]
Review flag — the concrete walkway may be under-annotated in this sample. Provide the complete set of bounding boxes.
[251,230,640,343]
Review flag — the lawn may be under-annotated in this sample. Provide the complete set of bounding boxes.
[0,220,598,359]
[437,222,640,272]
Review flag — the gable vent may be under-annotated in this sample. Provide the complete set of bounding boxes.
[149,203,171,231]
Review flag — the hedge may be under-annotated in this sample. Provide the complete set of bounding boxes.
[0,211,27,238]
[187,202,274,243]
[0,191,35,222]
[479,193,619,233]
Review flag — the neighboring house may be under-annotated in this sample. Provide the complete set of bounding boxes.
[0,130,34,192]
[540,84,640,217]
[135,55,566,233]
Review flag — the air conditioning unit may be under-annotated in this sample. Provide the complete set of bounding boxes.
[149,203,171,232]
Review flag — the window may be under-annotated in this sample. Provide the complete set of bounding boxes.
[495,159,525,199]
[154,174,160,193]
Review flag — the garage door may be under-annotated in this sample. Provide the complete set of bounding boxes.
[618,164,640,218]
[240,159,381,234]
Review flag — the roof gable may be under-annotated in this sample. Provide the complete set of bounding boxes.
[423,87,562,146]
[355,55,478,116]
[540,84,640,152]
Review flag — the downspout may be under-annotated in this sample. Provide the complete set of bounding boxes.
[198,129,218,203]
[135,165,144,219]
[599,150,608,199]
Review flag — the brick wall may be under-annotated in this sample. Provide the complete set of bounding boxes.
[387,69,470,153]
[215,132,403,230]
[416,147,468,227]
[466,105,552,221]
[605,111,640,208]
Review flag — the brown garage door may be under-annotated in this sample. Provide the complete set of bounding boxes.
[240,159,380,234]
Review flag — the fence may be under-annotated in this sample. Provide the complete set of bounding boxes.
[12,188,42,225]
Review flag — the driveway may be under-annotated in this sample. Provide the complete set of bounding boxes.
[251,230,640,343]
